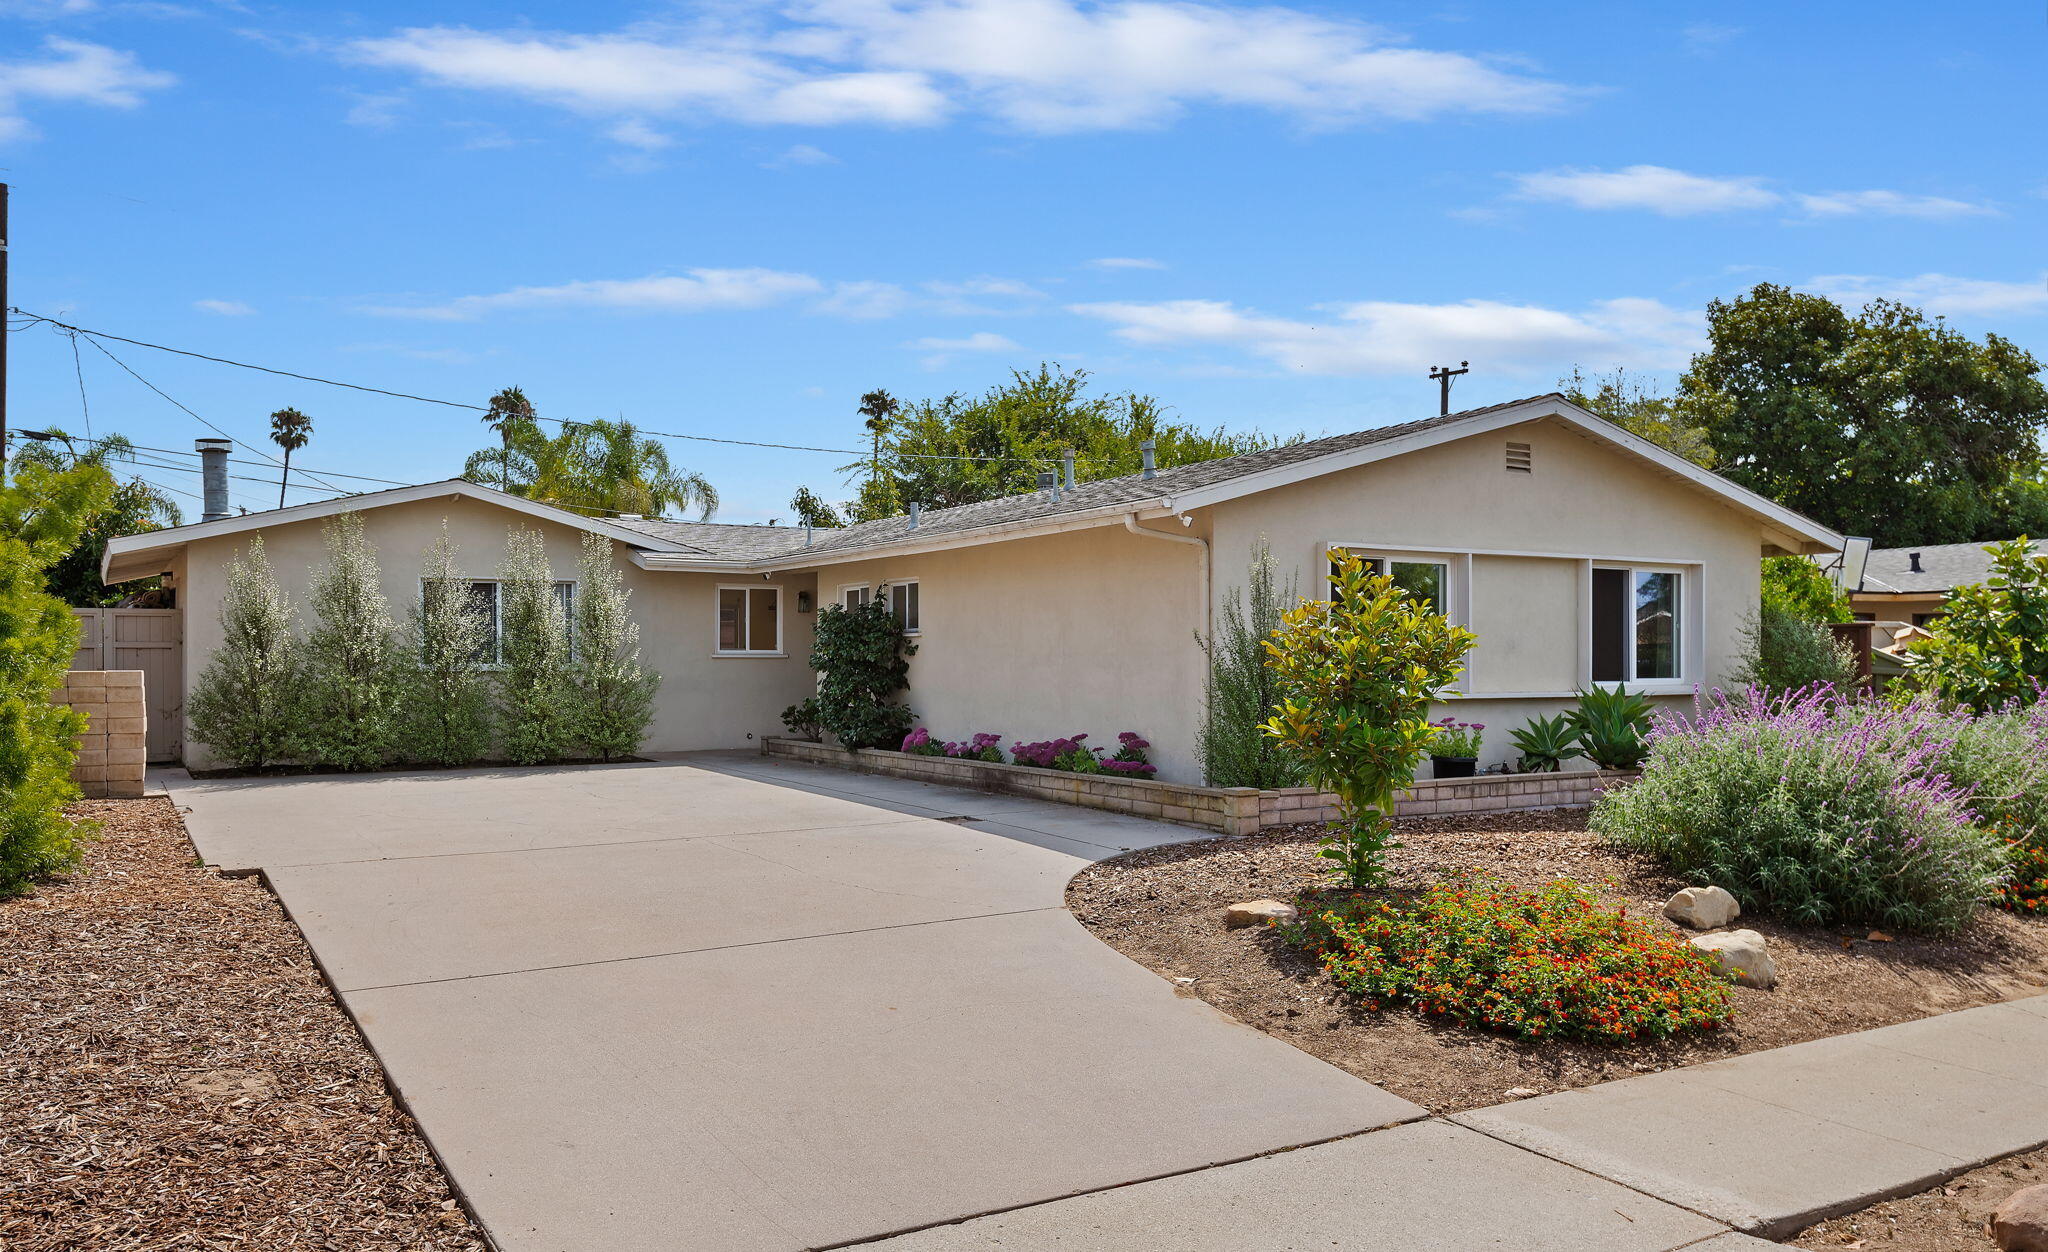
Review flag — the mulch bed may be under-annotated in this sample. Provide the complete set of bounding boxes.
[1789,1142,2048,1250]
[0,797,486,1251]
[1067,809,2048,1115]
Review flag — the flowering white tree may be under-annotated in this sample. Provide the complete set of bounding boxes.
[570,532,657,761]
[496,527,574,764]
[397,526,495,766]
[300,512,402,770]
[187,534,304,769]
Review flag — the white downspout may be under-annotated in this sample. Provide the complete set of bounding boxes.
[1124,512,1210,645]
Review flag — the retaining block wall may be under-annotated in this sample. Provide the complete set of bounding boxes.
[762,737,1628,836]
[56,669,147,799]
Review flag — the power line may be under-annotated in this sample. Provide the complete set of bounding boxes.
[7,308,1063,465]
[66,329,90,439]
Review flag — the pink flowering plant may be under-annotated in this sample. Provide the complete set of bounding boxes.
[900,726,946,757]
[1010,734,1102,773]
[1429,718,1485,758]
[1101,731,1157,777]
[943,732,1005,763]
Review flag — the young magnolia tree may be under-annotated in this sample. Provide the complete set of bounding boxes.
[570,532,657,761]
[398,527,495,766]
[1262,550,1476,889]
[300,512,402,770]
[497,527,574,765]
[0,458,114,894]
[1904,538,2048,711]
[188,534,305,770]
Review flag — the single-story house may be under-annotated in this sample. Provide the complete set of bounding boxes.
[1850,539,2045,626]
[103,393,1843,781]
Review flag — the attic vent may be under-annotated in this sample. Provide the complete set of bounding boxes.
[1505,441,1533,473]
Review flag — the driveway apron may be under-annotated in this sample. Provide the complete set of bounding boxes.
[170,755,1423,1251]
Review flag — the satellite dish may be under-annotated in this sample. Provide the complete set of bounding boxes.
[1834,536,1872,593]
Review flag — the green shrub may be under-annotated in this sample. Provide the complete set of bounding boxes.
[1262,550,1476,889]
[187,534,306,770]
[1196,540,1304,788]
[0,459,113,895]
[1508,713,1583,772]
[299,513,402,770]
[1283,874,1734,1042]
[1761,555,1852,624]
[1729,605,1860,695]
[1902,538,2048,712]
[1569,685,1654,770]
[495,528,575,765]
[569,532,657,761]
[809,595,915,750]
[781,697,823,741]
[1590,688,2009,933]
[396,528,495,767]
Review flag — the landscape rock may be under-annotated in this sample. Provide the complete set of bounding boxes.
[1224,899,1298,929]
[1664,885,1741,929]
[1990,1184,2048,1251]
[1690,929,1777,989]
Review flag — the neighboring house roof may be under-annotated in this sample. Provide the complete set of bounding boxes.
[1857,539,2044,595]
[102,393,1846,583]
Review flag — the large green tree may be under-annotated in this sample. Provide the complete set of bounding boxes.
[9,430,182,606]
[1676,285,2048,545]
[463,413,717,520]
[807,364,1294,522]
[1560,367,1714,467]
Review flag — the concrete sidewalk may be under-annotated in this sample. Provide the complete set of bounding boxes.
[1457,995,2048,1237]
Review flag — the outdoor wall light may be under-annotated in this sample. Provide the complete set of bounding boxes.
[797,590,813,613]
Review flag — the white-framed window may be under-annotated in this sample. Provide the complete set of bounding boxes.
[885,580,920,634]
[716,584,783,655]
[1327,550,1453,616]
[1590,566,1683,683]
[839,583,871,611]
[423,578,574,666]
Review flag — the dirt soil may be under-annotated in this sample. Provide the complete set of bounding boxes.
[0,797,487,1251]
[1067,810,2048,1115]
[1789,1142,2048,1250]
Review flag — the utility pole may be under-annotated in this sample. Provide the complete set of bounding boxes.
[1428,360,1469,416]
[1,182,10,482]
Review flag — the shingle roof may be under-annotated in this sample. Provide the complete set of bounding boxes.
[1860,539,2044,594]
[635,394,1562,562]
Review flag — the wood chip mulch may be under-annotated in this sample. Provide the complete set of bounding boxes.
[1067,809,2048,1115]
[1790,1140,2048,1250]
[0,797,487,1251]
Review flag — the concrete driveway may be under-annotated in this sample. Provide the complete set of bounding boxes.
[169,753,1425,1251]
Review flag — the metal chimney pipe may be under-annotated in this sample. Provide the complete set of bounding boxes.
[907,501,920,530]
[197,438,232,521]
[1062,448,1077,490]
[1139,439,1156,479]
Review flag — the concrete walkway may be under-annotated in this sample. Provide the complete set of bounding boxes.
[162,753,2048,1250]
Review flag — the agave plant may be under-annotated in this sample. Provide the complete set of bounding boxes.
[1568,684,1656,770]
[1509,712,1585,773]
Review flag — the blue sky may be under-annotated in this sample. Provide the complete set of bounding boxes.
[3,0,2043,521]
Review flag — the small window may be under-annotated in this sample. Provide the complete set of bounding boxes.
[718,586,782,654]
[1329,555,1446,613]
[841,584,871,611]
[1591,567,1681,683]
[887,581,920,633]
[1505,441,1532,473]
[440,579,572,665]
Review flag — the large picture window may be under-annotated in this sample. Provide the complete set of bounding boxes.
[1591,567,1682,683]
[425,578,573,665]
[717,585,782,655]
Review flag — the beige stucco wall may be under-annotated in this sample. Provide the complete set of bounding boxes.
[1205,416,1766,770]
[172,495,816,769]
[792,522,1209,782]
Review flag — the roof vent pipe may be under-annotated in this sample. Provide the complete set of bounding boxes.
[1062,448,1077,491]
[196,438,232,522]
[1139,439,1156,480]
[805,522,813,547]
[907,501,920,530]
[1908,551,1923,574]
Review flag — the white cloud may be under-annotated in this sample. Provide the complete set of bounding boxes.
[909,329,1020,368]
[193,298,255,316]
[813,280,914,319]
[766,142,839,166]
[345,4,1575,137]
[1793,189,1994,220]
[1070,294,1699,375]
[344,91,406,127]
[1508,164,1995,220]
[1809,272,2048,318]
[1510,165,1778,215]
[606,117,672,149]
[367,268,825,320]
[0,37,174,142]
[1087,256,1166,270]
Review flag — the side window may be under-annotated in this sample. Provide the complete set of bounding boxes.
[717,586,782,654]
[1329,553,1447,613]
[842,585,871,611]
[888,581,920,634]
[1590,567,1682,683]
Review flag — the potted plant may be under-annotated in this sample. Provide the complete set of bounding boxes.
[1508,712,1584,773]
[1429,718,1484,778]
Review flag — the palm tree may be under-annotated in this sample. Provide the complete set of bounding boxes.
[268,408,313,508]
[481,386,536,491]
[549,418,717,519]
[857,388,898,487]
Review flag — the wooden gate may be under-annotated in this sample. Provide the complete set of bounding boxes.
[72,608,183,763]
